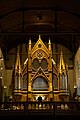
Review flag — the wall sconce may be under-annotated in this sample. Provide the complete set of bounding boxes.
[4,86,7,89]
[0,57,3,61]
[74,85,77,89]
[0,66,3,70]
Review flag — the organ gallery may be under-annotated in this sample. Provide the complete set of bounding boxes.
[13,35,69,102]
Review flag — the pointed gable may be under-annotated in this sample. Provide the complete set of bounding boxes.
[31,67,49,83]
[29,35,52,56]
[59,51,66,73]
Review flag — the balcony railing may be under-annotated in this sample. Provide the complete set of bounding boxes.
[0,101,80,116]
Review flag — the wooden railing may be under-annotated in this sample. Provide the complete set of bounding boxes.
[0,101,80,116]
[0,101,80,110]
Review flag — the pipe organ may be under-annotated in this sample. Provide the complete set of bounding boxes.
[13,36,69,102]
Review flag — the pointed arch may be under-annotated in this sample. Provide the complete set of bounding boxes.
[32,76,48,91]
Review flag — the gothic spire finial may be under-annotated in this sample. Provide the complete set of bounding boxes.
[49,37,51,44]
[39,35,41,39]
[15,45,21,74]
[59,50,65,73]
[29,37,31,44]
[48,37,51,51]
[29,37,31,51]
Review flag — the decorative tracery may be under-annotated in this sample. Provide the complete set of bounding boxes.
[13,36,69,102]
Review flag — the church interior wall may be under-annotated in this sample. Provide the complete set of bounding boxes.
[74,47,80,97]
[5,70,12,97]
[68,69,74,96]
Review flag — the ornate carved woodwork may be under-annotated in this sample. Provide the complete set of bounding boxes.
[13,35,69,102]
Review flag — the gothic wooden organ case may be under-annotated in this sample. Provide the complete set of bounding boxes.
[13,36,69,102]
[22,36,54,101]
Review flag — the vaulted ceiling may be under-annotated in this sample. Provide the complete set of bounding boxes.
[0,0,80,59]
